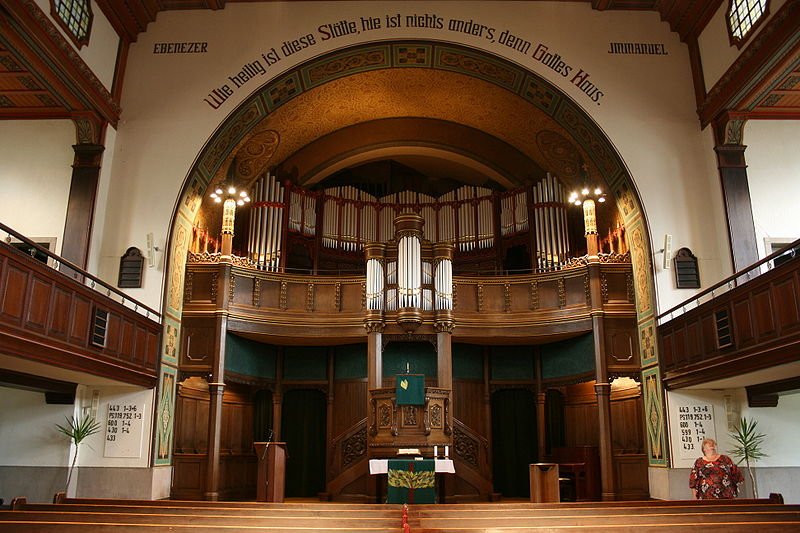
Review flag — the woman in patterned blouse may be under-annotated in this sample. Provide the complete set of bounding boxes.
[689,438,744,499]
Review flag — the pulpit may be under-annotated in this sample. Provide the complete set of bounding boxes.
[254,441,286,502]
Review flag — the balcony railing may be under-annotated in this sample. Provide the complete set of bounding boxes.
[1,221,160,322]
[657,238,800,326]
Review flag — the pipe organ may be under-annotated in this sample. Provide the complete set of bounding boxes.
[240,173,595,272]
[532,173,570,270]
[248,174,286,271]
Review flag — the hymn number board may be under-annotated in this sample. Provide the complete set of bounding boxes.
[677,402,715,459]
[104,402,145,458]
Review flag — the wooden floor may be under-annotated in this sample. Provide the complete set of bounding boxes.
[2,497,800,532]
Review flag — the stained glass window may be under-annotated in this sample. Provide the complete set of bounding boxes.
[727,0,768,47]
[51,0,93,47]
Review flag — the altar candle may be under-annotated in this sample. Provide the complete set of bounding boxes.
[445,445,449,457]
[433,445,438,458]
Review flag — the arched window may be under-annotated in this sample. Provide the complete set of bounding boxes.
[727,0,769,48]
[50,0,93,48]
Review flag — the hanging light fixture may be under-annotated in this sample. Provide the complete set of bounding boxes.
[210,183,251,206]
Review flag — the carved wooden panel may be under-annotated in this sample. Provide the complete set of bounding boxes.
[187,271,216,302]
[231,275,253,306]
[180,318,215,369]
[26,275,51,331]
[49,287,71,340]
[120,318,135,361]
[564,275,586,307]
[105,313,122,355]
[259,279,281,309]
[69,295,91,345]
[685,320,701,363]
[604,271,629,303]
[332,380,367,436]
[0,263,27,323]
[613,453,649,499]
[773,278,800,333]
[340,282,363,312]
[732,296,755,347]
[753,288,776,339]
[171,454,205,499]
[452,380,486,435]
[134,325,149,366]
[537,280,559,309]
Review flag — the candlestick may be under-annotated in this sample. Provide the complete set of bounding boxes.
[433,445,438,458]
[444,445,449,457]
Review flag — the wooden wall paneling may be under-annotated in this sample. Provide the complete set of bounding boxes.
[673,325,687,366]
[455,283,477,310]
[286,281,308,309]
[0,263,27,324]
[605,271,628,302]
[104,312,122,356]
[773,277,800,334]
[171,454,206,499]
[564,275,586,307]
[26,275,52,332]
[509,283,529,312]
[231,275,252,306]
[259,278,280,309]
[732,296,755,347]
[68,294,91,346]
[609,391,644,453]
[145,330,159,370]
[564,382,599,447]
[180,317,215,370]
[188,271,216,302]
[314,283,336,311]
[119,318,135,361]
[612,453,649,499]
[453,379,487,435]
[331,380,367,436]
[752,287,777,339]
[133,325,146,367]
[701,314,717,355]
[340,282,363,312]
[685,320,701,363]
[538,280,559,309]
[482,284,504,313]
[49,287,72,340]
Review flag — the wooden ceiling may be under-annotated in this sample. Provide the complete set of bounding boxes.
[1,0,798,134]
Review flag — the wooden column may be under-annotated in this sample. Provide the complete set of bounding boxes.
[715,144,759,272]
[713,115,758,272]
[535,351,546,460]
[204,262,230,501]
[588,252,615,500]
[273,349,283,441]
[61,143,104,270]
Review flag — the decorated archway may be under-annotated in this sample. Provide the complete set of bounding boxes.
[154,40,666,473]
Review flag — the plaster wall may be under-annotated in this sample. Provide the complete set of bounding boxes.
[698,0,788,92]
[0,120,73,252]
[103,1,733,313]
[745,120,800,258]
[33,0,119,91]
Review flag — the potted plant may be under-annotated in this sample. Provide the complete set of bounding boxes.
[729,417,768,498]
[55,414,101,496]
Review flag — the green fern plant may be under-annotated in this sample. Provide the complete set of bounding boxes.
[729,417,768,498]
[56,414,101,494]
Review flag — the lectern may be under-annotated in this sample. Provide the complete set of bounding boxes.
[254,441,287,502]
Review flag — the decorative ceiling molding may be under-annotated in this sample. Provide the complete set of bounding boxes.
[0,0,120,126]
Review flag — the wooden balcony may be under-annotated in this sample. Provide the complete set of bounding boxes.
[658,242,800,389]
[0,228,161,388]
[183,253,636,346]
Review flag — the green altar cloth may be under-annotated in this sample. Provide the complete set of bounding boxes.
[396,374,425,405]
[387,459,436,504]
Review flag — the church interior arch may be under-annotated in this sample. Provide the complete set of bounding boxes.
[164,40,659,501]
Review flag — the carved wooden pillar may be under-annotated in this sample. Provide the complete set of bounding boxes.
[535,351,546,460]
[588,256,615,500]
[273,349,283,441]
[713,115,759,272]
[204,262,230,501]
[61,142,104,270]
